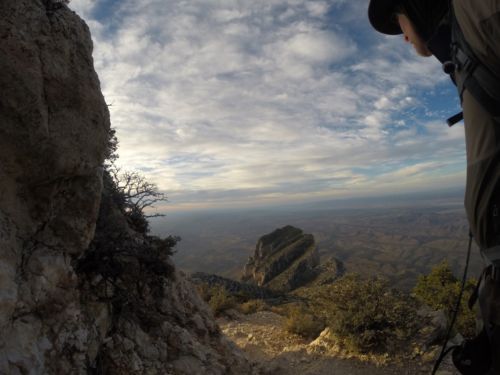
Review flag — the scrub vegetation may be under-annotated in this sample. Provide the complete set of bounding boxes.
[413,261,477,338]
[200,264,477,361]
[285,274,419,354]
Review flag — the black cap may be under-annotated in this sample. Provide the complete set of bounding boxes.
[368,0,404,35]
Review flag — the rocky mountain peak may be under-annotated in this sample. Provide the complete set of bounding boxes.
[241,226,321,292]
[254,225,304,260]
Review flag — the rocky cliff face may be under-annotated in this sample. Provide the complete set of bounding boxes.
[241,226,321,292]
[0,0,109,372]
[0,1,256,374]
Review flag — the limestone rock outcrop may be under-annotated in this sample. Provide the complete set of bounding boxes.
[0,0,109,372]
[74,174,256,374]
[0,1,257,374]
[241,226,321,292]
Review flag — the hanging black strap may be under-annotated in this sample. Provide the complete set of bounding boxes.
[447,111,463,127]
[432,232,473,375]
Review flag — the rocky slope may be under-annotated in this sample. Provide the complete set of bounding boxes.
[0,1,257,373]
[219,310,458,375]
[241,226,341,292]
[191,272,278,299]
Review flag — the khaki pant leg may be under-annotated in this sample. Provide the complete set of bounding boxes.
[479,271,500,373]
[463,89,500,249]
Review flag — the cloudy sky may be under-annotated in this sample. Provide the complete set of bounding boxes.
[71,0,465,212]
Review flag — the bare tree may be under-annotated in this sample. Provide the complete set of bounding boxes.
[110,168,167,219]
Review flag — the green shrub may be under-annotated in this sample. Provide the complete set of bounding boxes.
[284,306,324,339]
[238,299,268,314]
[413,261,477,338]
[208,285,236,316]
[309,274,418,354]
[196,282,212,302]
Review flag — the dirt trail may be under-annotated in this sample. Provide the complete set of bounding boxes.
[218,311,458,375]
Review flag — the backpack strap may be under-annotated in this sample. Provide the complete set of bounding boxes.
[449,3,500,118]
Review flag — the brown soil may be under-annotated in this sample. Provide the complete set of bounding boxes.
[218,310,459,375]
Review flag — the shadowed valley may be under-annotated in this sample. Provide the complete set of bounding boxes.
[152,192,483,291]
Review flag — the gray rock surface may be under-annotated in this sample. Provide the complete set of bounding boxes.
[0,1,108,373]
[0,1,258,374]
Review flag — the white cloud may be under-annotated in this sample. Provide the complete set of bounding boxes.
[69,0,96,19]
[305,1,330,17]
[73,0,466,210]
[286,30,356,64]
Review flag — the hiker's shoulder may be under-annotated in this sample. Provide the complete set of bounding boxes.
[453,0,500,72]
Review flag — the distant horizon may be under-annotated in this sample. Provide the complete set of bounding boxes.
[149,187,476,292]
[149,185,465,221]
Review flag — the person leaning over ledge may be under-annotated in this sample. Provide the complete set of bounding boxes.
[368,0,500,374]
